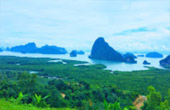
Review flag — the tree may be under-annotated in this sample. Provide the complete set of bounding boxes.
[32,94,49,107]
[159,89,170,110]
[104,100,129,110]
[142,86,162,110]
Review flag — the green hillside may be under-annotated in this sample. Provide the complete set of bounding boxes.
[0,99,75,110]
[0,56,170,109]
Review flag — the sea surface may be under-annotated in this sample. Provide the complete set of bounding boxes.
[0,51,167,71]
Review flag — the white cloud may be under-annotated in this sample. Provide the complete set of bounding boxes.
[0,0,170,52]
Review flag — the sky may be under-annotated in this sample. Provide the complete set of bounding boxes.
[0,0,170,52]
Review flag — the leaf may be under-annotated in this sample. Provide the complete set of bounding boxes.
[104,100,109,110]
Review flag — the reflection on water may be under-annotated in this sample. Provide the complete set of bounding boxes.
[0,51,167,71]
[29,71,38,74]
[74,63,91,67]
[48,59,67,64]
[90,57,164,71]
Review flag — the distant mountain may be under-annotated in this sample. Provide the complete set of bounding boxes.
[143,60,151,65]
[146,52,163,58]
[69,50,85,57]
[89,37,138,63]
[123,53,137,59]
[160,55,170,68]
[123,53,137,63]
[89,37,124,62]
[77,50,85,55]
[10,42,37,53]
[137,55,144,57]
[9,42,67,54]
[70,50,77,57]
[37,45,67,54]
[0,48,3,52]
[6,47,10,51]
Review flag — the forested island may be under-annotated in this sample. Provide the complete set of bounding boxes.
[6,42,68,54]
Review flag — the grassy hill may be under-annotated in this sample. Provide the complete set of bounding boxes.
[0,99,75,110]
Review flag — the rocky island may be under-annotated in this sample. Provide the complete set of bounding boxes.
[89,37,137,63]
[37,45,67,54]
[69,50,85,57]
[8,42,67,54]
[123,53,137,59]
[89,37,124,62]
[0,48,3,52]
[70,50,77,57]
[160,55,170,68]
[137,55,144,57]
[146,52,163,58]
[143,60,151,65]
[77,50,85,55]
[123,53,137,63]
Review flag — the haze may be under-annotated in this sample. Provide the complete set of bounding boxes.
[0,0,170,52]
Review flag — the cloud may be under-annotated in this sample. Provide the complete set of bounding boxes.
[107,26,170,52]
[0,0,170,52]
[113,27,156,35]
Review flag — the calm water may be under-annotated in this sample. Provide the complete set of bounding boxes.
[0,51,167,71]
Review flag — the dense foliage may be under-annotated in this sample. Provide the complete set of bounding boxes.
[0,56,170,110]
[0,70,136,109]
[142,86,170,110]
[0,98,74,110]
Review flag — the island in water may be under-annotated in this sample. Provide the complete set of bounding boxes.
[0,48,3,52]
[8,42,68,54]
[89,37,137,63]
[143,60,151,65]
[160,55,170,68]
[146,52,163,58]
[69,50,85,57]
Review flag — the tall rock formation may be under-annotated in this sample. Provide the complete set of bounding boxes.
[70,50,77,57]
[89,37,124,62]
[160,55,170,68]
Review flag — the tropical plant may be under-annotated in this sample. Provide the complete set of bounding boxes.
[104,100,129,110]
[32,94,49,107]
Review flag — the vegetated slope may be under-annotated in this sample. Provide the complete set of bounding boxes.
[112,68,170,96]
[0,56,170,109]
[0,56,137,109]
[0,56,170,96]
[0,99,75,110]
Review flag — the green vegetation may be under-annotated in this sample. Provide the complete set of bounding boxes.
[0,99,75,110]
[103,100,130,110]
[103,86,170,110]
[142,86,170,110]
[0,56,170,110]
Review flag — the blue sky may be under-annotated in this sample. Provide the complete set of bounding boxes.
[0,0,170,52]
